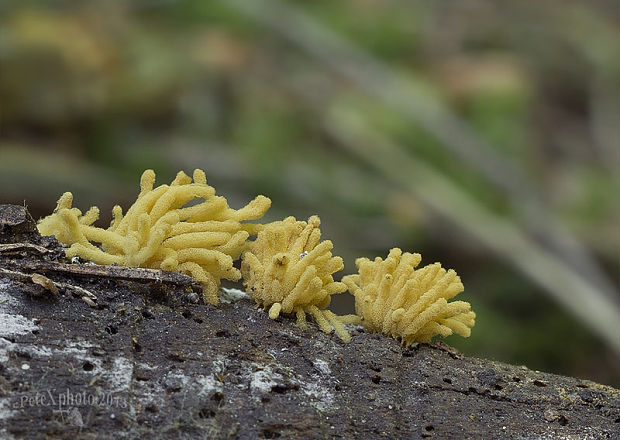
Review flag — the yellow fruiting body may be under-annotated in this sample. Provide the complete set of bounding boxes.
[342,248,475,346]
[37,169,271,305]
[241,215,358,342]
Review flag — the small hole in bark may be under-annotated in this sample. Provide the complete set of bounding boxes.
[494,384,503,390]
[261,396,270,403]
[577,383,589,388]
[133,340,142,352]
[194,317,203,324]
[167,352,185,362]
[105,326,118,335]
[262,428,281,439]
[145,403,158,413]
[141,309,154,319]
[215,330,229,337]
[31,330,39,335]
[270,384,298,393]
[468,387,477,393]
[136,375,149,382]
[443,378,452,384]
[82,362,94,372]
[614,417,620,423]
[211,392,224,403]
[16,350,31,359]
[271,385,287,394]
[558,415,568,426]
[533,380,547,387]
[198,408,215,419]
[512,376,521,383]
[425,425,434,431]
[182,310,191,319]
[335,384,341,391]
[371,375,381,384]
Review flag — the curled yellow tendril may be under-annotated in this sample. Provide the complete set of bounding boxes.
[343,248,475,346]
[241,215,358,342]
[37,169,271,305]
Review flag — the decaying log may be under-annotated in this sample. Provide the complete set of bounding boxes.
[0,205,618,439]
[6,260,198,288]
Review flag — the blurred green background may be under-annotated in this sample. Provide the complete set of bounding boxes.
[1,0,619,386]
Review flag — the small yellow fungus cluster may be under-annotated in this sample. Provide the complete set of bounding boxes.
[37,169,271,305]
[343,248,475,346]
[37,168,476,346]
[241,216,358,342]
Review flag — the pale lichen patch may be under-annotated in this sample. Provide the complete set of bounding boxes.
[219,287,249,304]
[243,361,336,412]
[107,357,134,393]
[0,279,40,340]
[0,278,40,365]
[249,366,282,396]
[313,359,331,376]
[298,379,335,413]
[0,400,17,440]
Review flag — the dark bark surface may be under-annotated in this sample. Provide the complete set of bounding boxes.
[1,205,619,439]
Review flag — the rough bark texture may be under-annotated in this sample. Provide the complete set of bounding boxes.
[0,204,619,439]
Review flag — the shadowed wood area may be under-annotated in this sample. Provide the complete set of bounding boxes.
[1,205,619,439]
